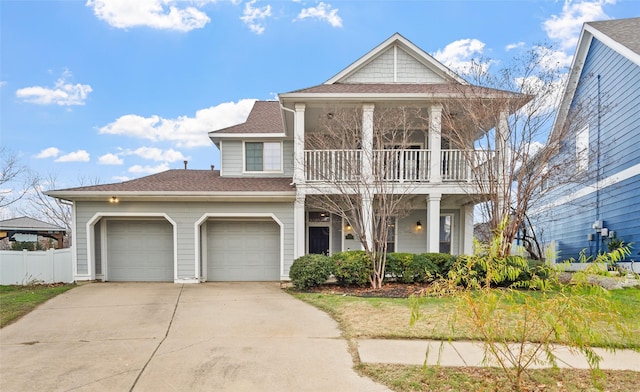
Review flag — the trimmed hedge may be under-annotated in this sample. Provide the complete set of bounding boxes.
[332,251,372,286]
[386,252,455,283]
[289,254,335,290]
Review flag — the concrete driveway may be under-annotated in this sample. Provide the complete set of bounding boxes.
[0,283,389,391]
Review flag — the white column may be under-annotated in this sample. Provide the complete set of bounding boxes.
[462,203,474,255]
[293,103,306,184]
[428,104,442,183]
[426,194,441,253]
[362,195,374,251]
[293,193,306,260]
[362,103,375,184]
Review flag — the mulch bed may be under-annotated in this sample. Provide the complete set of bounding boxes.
[306,282,431,298]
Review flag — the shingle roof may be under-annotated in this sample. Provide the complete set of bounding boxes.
[0,216,66,231]
[50,170,294,193]
[588,17,640,56]
[284,83,519,97]
[210,101,284,134]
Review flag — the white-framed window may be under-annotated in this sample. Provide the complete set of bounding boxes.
[439,215,453,254]
[576,126,589,173]
[244,141,282,172]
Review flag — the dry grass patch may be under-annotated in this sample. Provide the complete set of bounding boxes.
[359,364,640,392]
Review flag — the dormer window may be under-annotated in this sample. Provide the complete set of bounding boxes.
[245,141,282,172]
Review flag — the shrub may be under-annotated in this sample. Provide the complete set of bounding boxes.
[385,253,415,283]
[422,253,456,277]
[289,254,334,290]
[332,251,372,286]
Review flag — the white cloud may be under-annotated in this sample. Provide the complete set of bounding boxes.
[35,147,60,159]
[98,99,256,148]
[86,0,215,32]
[240,0,271,34]
[98,153,124,165]
[505,42,525,51]
[534,45,573,70]
[55,150,90,162]
[16,70,92,106]
[112,175,131,182]
[128,147,187,162]
[542,0,612,50]
[433,38,489,75]
[0,81,7,88]
[296,2,342,27]
[128,163,169,174]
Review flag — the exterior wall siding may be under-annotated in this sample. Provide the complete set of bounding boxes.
[75,200,295,281]
[343,47,446,84]
[220,139,293,177]
[396,48,443,83]
[536,37,640,261]
[344,47,395,83]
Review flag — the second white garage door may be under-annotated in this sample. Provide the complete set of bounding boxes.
[107,220,174,282]
[206,220,280,281]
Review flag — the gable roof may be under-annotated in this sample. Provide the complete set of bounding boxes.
[208,101,285,142]
[0,216,66,232]
[47,170,295,201]
[324,33,467,85]
[551,17,640,137]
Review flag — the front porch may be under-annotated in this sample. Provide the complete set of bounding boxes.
[292,196,475,261]
[304,149,495,183]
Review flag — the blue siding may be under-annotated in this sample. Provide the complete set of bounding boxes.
[536,37,640,261]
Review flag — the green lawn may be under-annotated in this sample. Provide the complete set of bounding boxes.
[0,284,76,327]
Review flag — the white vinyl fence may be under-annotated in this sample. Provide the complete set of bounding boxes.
[0,248,73,285]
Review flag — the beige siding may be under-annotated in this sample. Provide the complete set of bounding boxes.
[342,47,447,84]
[344,48,395,83]
[396,48,444,83]
[220,140,293,177]
[75,201,295,280]
[397,210,428,253]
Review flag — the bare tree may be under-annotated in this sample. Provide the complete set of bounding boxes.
[438,46,595,258]
[303,106,427,288]
[0,147,36,210]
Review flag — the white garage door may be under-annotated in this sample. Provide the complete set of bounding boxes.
[207,220,280,281]
[107,220,174,282]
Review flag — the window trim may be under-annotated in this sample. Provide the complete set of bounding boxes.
[242,141,284,173]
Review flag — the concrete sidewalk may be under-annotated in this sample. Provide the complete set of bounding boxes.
[357,339,640,371]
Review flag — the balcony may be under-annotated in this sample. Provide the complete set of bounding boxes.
[304,149,494,183]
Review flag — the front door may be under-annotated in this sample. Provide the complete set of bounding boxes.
[309,227,330,255]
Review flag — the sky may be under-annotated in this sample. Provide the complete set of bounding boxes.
[0,0,638,218]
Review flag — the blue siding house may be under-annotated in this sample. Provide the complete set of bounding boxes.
[534,18,640,262]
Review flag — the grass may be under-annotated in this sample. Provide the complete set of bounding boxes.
[290,286,640,391]
[0,284,76,328]
[291,287,640,348]
[358,364,640,392]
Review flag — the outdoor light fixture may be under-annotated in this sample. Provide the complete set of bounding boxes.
[110,196,119,203]
[345,223,352,231]
[416,221,422,230]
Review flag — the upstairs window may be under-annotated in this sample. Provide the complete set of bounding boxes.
[576,126,589,173]
[245,141,282,172]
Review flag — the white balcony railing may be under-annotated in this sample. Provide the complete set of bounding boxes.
[304,149,494,183]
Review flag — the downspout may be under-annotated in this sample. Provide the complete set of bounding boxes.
[596,74,602,254]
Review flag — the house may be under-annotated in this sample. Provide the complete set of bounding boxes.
[0,216,67,250]
[532,18,640,261]
[47,33,525,283]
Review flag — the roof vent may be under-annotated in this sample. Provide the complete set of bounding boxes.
[211,165,215,171]
[183,160,188,170]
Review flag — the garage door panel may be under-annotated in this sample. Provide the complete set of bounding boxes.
[206,220,280,281]
[107,220,174,282]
